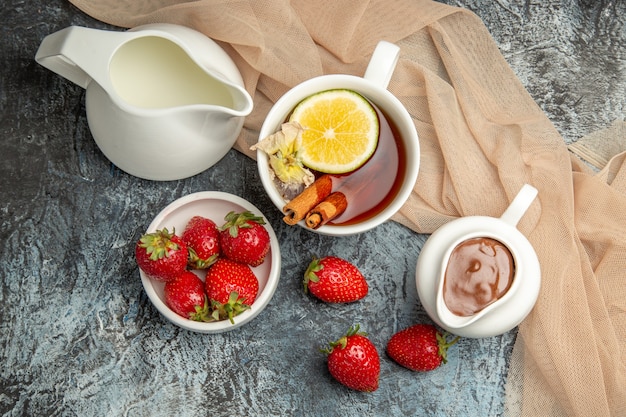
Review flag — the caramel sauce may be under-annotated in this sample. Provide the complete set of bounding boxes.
[443,237,515,317]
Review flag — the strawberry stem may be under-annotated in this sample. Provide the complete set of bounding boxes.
[189,298,215,322]
[220,211,266,237]
[210,291,251,324]
[436,332,461,364]
[303,257,323,293]
[321,324,366,354]
[187,247,219,269]
[139,227,179,261]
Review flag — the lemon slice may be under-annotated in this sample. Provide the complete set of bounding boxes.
[288,89,379,174]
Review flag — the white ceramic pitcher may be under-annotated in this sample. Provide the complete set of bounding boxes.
[36,24,253,181]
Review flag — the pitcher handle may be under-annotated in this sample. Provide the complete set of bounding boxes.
[363,41,400,89]
[500,184,538,227]
[35,26,129,90]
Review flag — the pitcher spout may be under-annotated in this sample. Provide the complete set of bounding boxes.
[105,26,253,114]
[220,82,253,117]
[435,297,488,329]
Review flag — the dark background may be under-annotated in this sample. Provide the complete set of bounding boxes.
[1,1,624,416]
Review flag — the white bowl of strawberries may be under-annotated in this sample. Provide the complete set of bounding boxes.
[135,191,281,333]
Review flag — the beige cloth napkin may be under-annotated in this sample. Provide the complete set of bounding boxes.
[67,0,626,415]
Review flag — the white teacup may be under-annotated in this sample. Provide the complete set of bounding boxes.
[256,41,420,236]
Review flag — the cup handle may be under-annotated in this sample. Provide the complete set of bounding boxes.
[363,41,400,89]
[499,184,538,227]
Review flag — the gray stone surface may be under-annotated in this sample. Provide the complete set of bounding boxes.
[1,1,624,416]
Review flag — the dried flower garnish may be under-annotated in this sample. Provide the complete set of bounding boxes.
[251,122,315,200]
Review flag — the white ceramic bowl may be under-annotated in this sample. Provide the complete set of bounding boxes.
[139,191,281,333]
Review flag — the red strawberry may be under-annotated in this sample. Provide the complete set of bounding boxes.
[304,256,368,303]
[219,211,270,267]
[163,271,211,321]
[386,324,460,372]
[205,258,259,323]
[135,228,188,282]
[182,215,220,269]
[322,325,380,392]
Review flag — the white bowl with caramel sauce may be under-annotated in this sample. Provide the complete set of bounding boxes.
[416,184,541,338]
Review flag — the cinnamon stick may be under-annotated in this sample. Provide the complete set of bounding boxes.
[283,175,333,225]
[304,192,348,229]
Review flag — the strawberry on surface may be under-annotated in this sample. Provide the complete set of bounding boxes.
[219,210,270,267]
[205,258,259,323]
[163,270,211,321]
[182,215,220,269]
[322,325,380,392]
[135,227,188,282]
[304,256,368,303]
[386,324,460,372]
